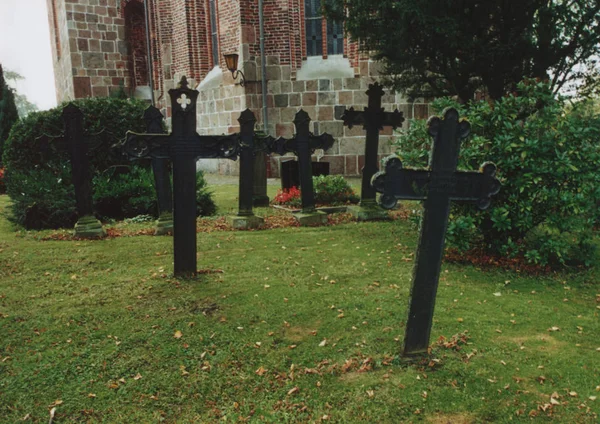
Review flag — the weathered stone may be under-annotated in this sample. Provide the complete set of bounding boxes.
[317,92,336,105]
[293,211,328,226]
[82,52,104,68]
[274,94,288,108]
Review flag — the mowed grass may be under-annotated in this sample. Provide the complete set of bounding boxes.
[0,187,599,423]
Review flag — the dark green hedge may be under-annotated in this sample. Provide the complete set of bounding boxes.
[2,97,216,229]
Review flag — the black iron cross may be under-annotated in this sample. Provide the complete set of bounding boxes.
[266,110,334,213]
[341,82,404,206]
[371,108,501,357]
[63,104,93,218]
[124,76,240,276]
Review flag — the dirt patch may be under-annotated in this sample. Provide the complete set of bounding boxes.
[284,323,321,342]
[498,333,565,352]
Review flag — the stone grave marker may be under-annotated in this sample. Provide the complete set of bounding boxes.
[341,82,404,220]
[266,110,334,226]
[124,76,241,276]
[142,105,174,235]
[371,108,501,356]
[62,103,105,238]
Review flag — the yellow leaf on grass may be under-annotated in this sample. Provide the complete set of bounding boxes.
[174,330,183,339]
[255,366,268,376]
[287,387,299,395]
[133,373,142,380]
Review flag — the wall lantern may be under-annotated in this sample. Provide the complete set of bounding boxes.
[223,53,246,87]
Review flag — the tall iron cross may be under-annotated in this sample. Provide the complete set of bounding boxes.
[124,76,240,276]
[63,103,94,218]
[267,110,334,213]
[341,82,404,205]
[372,108,501,357]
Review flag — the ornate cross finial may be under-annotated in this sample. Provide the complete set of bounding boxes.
[178,76,189,89]
[177,94,191,110]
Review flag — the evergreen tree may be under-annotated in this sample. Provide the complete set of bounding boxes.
[326,1,600,102]
[0,64,19,164]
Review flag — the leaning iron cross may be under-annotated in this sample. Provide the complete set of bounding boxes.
[341,82,404,206]
[266,110,334,213]
[372,108,501,357]
[124,76,240,276]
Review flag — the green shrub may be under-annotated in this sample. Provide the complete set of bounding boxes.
[195,171,217,216]
[313,175,359,205]
[93,166,158,220]
[395,80,600,267]
[4,166,77,229]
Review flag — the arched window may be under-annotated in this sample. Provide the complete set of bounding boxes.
[209,0,219,67]
[304,0,343,57]
[124,0,149,88]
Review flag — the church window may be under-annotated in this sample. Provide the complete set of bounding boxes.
[304,0,343,57]
[124,0,149,88]
[209,0,219,67]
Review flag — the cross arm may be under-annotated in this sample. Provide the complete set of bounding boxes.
[372,155,501,209]
[123,131,171,159]
[265,133,335,156]
[341,107,405,130]
[186,134,240,159]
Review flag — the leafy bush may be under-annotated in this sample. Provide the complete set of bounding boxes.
[395,80,600,267]
[93,166,158,220]
[2,97,216,229]
[4,166,77,229]
[195,171,217,217]
[313,175,359,205]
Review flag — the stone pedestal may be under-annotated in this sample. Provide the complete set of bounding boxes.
[154,212,173,235]
[293,210,328,226]
[228,214,264,230]
[74,215,105,239]
[347,204,390,221]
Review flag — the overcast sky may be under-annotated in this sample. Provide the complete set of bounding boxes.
[0,0,57,111]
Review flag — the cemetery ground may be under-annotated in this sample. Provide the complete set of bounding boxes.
[0,181,599,423]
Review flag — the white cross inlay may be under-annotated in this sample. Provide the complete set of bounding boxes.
[177,94,191,110]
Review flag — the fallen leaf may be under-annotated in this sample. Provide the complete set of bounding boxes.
[133,373,142,380]
[319,339,328,347]
[287,386,299,395]
[255,366,267,376]
[174,330,183,339]
[548,326,560,332]
[88,393,96,398]
[366,390,375,398]
[569,391,578,397]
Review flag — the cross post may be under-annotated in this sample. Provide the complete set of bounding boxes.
[371,108,501,356]
[62,103,105,238]
[341,82,404,219]
[143,105,174,235]
[227,110,264,229]
[266,110,334,223]
[124,76,240,276]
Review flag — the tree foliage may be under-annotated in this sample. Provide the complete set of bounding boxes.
[3,69,39,118]
[326,0,600,102]
[0,64,19,164]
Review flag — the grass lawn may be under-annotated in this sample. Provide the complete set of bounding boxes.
[0,186,598,423]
